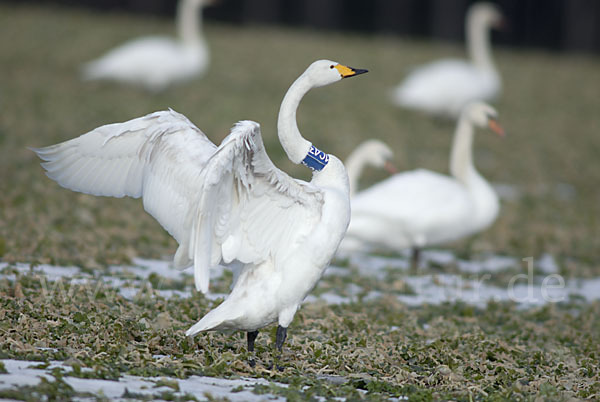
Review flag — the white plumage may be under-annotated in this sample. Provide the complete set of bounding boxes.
[82,0,211,91]
[344,139,395,197]
[339,102,503,262]
[390,2,503,117]
[34,110,216,248]
[33,59,368,355]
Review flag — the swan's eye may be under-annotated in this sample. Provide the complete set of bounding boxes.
[330,65,335,69]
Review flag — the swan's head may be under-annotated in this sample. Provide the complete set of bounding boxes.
[463,102,504,136]
[353,140,397,173]
[304,60,368,88]
[468,2,504,29]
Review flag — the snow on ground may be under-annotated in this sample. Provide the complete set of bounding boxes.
[397,274,600,308]
[1,252,596,308]
[0,359,286,401]
[1,250,599,398]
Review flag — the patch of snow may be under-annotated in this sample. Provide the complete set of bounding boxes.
[324,265,351,277]
[305,293,352,305]
[111,258,192,280]
[421,250,456,266]
[2,256,599,313]
[536,253,559,274]
[0,359,287,401]
[346,283,364,297]
[178,375,286,401]
[0,360,54,388]
[157,289,191,299]
[7,262,83,281]
[457,255,518,274]
[396,274,600,308]
[566,277,600,303]
[118,287,143,300]
[362,290,384,302]
[349,254,409,279]
[36,347,59,352]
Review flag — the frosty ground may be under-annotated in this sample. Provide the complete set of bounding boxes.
[1,251,599,400]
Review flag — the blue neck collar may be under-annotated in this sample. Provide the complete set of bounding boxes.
[302,145,329,171]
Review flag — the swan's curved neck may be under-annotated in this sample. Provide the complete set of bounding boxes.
[466,15,495,72]
[277,73,313,165]
[177,0,203,46]
[345,147,369,197]
[450,117,477,186]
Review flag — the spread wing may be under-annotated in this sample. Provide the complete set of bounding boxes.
[185,120,325,294]
[31,109,217,247]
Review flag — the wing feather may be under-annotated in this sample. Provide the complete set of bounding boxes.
[188,120,324,294]
[34,114,326,295]
[32,109,217,245]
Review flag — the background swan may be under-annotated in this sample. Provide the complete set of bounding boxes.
[33,60,367,363]
[390,2,503,117]
[345,139,396,197]
[338,102,503,267]
[82,0,211,91]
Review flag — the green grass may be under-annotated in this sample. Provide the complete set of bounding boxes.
[1,3,600,400]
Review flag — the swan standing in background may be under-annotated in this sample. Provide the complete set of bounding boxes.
[345,139,396,197]
[33,60,367,364]
[338,102,503,267]
[390,2,503,117]
[82,0,211,91]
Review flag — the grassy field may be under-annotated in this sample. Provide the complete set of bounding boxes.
[1,3,599,400]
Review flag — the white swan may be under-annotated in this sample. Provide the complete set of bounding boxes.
[82,0,211,91]
[32,60,367,361]
[390,2,503,117]
[338,102,503,266]
[345,139,396,197]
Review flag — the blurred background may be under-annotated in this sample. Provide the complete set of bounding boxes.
[0,0,598,274]
[4,0,600,53]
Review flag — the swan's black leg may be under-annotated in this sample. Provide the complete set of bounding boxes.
[275,326,287,352]
[411,247,421,271]
[247,330,259,368]
[272,325,287,371]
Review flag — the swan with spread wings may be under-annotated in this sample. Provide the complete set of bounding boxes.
[32,60,367,363]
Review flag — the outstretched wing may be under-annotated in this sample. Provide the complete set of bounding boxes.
[31,109,217,249]
[186,120,325,294]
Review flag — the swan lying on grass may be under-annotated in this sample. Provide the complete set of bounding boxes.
[33,59,367,365]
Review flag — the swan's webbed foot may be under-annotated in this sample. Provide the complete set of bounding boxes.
[247,330,259,368]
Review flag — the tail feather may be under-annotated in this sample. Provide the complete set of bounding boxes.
[185,301,240,337]
[185,317,222,337]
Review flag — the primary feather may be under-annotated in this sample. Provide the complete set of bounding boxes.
[32,110,215,252]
